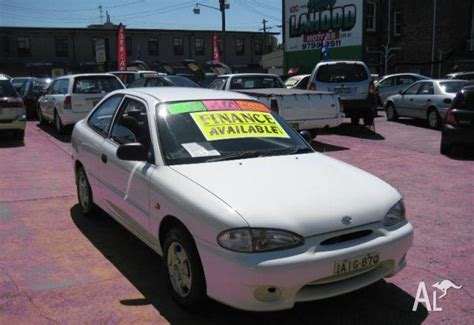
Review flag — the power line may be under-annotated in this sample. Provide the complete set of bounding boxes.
[234,0,281,22]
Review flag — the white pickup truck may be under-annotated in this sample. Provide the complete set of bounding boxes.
[207,73,344,135]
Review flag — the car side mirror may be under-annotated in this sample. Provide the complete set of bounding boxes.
[299,130,313,143]
[116,143,148,161]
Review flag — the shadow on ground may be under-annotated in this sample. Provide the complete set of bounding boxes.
[311,140,350,153]
[37,123,72,143]
[392,117,436,131]
[0,131,25,148]
[71,205,428,325]
[322,123,385,141]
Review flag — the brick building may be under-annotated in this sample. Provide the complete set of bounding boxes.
[0,23,277,77]
[364,0,474,77]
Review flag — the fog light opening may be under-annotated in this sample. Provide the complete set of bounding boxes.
[254,286,282,302]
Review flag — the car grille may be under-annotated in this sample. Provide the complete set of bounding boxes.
[320,230,373,246]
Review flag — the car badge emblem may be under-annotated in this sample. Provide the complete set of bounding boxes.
[341,216,353,225]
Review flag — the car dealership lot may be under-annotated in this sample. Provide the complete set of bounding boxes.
[1,116,473,324]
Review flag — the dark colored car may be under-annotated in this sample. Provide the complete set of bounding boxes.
[0,78,27,141]
[441,85,474,155]
[128,75,200,88]
[19,78,54,119]
[11,77,34,92]
[446,72,474,81]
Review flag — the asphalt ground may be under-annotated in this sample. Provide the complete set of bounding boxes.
[1,113,473,324]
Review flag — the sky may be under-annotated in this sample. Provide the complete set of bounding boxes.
[0,0,283,36]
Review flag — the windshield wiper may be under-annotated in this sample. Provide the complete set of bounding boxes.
[207,147,313,162]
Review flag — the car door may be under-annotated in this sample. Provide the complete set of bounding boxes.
[376,76,395,102]
[82,94,125,205]
[98,96,154,236]
[414,82,435,119]
[398,82,423,117]
[40,80,61,120]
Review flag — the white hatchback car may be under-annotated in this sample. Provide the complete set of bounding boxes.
[38,74,124,133]
[71,88,413,311]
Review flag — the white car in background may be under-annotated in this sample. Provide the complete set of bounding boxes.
[72,88,413,311]
[38,74,125,133]
[375,73,430,105]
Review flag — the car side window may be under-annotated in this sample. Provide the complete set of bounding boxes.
[147,78,167,87]
[404,83,422,95]
[88,95,124,137]
[298,77,309,89]
[379,77,394,87]
[58,79,69,94]
[110,98,150,150]
[129,78,147,88]
[397,76,416,86]
[418,82,434,95]
[209,78,226,90]
[48,80,61,95]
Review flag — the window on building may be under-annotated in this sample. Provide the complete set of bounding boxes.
[254,38,263,55]
[55,36,68,57]
[235,38,244,56]
[393,11,402,37]
[17,37,31,57]
[366,0,376,32]
[3,37,10,57]
[195,38,204,56]
[174,38,184,56]
[148,38,159,56]
[126,37,132,56]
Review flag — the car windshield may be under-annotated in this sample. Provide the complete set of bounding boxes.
[156,99,313,165]
[316,64,368,83]
[34,79,53,91]
[11,78,29,87]
[0,80,18,97]
[165,76,200,87]
[229,76,284,90]
[440,81,468,93]
[73,76,123,94]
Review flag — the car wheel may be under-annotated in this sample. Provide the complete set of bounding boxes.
[350,116,360,125]
[427,108,441,129]
[386,103,399,121]
[163,226,206,309]
[14,130,25,142]
[440,142,452,156]
[37,106,46,125]
[76,167,96,216]
[55,111,65,134]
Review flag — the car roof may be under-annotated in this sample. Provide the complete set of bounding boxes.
[219,73,280,78]
[57,73,118,79]
[316,60,367,65]
[288,74,311,79]
[381,73,429,78]
[109,70,157,74]
[124,87,252,102]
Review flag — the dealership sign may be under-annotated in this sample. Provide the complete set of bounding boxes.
[117,24,127,71]
[285,0,363,53]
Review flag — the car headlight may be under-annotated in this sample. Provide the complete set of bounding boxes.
[383,200,406,226]
[217,228,304,253]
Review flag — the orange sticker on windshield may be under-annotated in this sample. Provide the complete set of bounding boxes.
[236,101,269,112]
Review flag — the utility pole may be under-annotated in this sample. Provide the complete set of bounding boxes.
[98,5,103,24]
[261,19,268,54]
[219,0,227,61]
[431,0,437,77]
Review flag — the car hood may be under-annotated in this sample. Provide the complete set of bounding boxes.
[170,153,401,237]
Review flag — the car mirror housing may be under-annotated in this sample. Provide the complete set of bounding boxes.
[116,143,148,161]
[299,130,313,143]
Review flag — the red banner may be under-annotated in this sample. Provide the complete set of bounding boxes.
[117,24,127,71]
[212,32,221,62]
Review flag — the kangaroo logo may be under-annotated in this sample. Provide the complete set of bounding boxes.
[432,280,462,299]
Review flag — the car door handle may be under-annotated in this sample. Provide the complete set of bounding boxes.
[101,154,108,164]
[427,99,431,102]
[409,99,414,101]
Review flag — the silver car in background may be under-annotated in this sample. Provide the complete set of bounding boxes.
[376,73,430,105]
[384,80,470,129]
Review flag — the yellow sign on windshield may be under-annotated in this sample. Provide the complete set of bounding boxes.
[191,111,289,141]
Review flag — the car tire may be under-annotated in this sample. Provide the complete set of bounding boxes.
[440,142,452,156]
[38,105,46,125]
[427,108,441,129]
[350,116,360,125]
[163,226,207,310]
[386,103,399,121]
[55,110,65,134]
[76,166,96,217]
[14,130,25,142]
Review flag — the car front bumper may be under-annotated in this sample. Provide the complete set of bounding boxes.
[195,221,413,311]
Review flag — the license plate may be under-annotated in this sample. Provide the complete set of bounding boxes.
[289,123,299,130]
[335,88,351,94]
[334,252,380,275]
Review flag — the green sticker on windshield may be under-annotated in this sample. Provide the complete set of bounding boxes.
[168,101,206,114]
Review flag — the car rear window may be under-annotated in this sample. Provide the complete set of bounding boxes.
[230,76,283,90]
[165,76,200,87]
[0,80,17,97]
[440,82,467,94]
[316,64,368,83]
[73,76,123,94]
